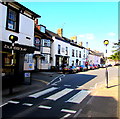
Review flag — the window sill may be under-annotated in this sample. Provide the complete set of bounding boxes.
[6,28,19,33]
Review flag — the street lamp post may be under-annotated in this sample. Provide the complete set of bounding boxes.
[9,35,18,94]
[103,40,109,88]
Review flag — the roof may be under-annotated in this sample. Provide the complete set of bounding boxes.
[46,30,70,43]
[35,27,53,40]
[2,0,41,18]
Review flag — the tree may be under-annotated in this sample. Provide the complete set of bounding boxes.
[108,40,120,61]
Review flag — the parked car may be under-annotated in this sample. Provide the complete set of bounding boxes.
[100,64,106,68]
[69,66,78,73]
[88,64,94,70]
[76,66,81,72]
[93,64,98,69]
[107,64,112,67]
[79,65,87,72]
[63,66,71,74]
[114,63,120,66]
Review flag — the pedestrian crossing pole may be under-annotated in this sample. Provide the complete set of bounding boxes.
[103,40,109,88]
[9,35,18,94]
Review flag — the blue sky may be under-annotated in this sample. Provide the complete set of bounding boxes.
[20,2,118,56]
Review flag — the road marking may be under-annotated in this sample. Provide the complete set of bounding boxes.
[8,100,20,104]
[73,109,82,117]
[64,85,71,87]
[60,114,71,119]
[47,74,65,85]
[61,109,76,114]
[28,87,58,98]
[0,103,8,107]
[66,90,91,104]
[32,79,48,84]
[38,105,52,109]
[45,88,74,101]
[22,103,33,106]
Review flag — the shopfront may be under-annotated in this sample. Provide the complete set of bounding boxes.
[1,41,35,88]
[55,55,69,70]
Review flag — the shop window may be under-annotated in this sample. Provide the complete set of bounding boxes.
[58,45,61,54]
[41,54,50,64]
[6,7,19,32]
[72,49,74,57]
[3,52,16,67]
[72,60,74,66]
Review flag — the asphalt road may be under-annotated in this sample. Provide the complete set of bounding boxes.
[2,66,117,118]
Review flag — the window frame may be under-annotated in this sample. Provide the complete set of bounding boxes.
[58,44,61,54]
[6,6,19,33]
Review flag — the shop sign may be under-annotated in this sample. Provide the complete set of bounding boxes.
[4,44,27,51]
[34,37,40,50]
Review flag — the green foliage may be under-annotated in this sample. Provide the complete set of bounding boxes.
[109,40,120,60]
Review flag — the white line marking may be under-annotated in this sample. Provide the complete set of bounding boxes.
[28,87,58,98]
[73,109,82,117]
[22,103,33,106]
[0,103,8,107]
[45,88,74,101]
[47,74,65,85]
[60,114,71,119]
[64,85,71,87]
[64,114,71,118]
[38,105,52,109]
[8,101,20,104]
[66,90,91,104]
[61,109,76,114]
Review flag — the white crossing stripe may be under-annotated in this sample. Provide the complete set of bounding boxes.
[45,88,74,101]
[0,103,8,107]
[8,101,20,104]
[22,103,33,106]
[38,105,52,109]
[60,114,71,119]
[28,87,58,98]
[66,90,91,104]
[61,109,76,114]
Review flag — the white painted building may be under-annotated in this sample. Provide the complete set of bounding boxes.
[69,42,84,66]
[47,29,70,70]
[1,1,40,84]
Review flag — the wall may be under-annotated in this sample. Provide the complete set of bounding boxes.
[0,3,34,47]
[69,44,83,66]
[51,36,70,66]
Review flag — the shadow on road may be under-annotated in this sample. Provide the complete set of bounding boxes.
[79,95,118,118]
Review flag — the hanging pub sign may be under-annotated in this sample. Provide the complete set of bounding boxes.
[34,37,40,50]
[24,54,34,71]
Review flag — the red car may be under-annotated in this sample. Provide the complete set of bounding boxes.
[93,64,98,69]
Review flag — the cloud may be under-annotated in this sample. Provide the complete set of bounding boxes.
[86,33,95,40]
[77,33,95,40]
[78,35,85,38]
[107,32,116,36]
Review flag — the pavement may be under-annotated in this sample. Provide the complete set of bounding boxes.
[2,69,120,118]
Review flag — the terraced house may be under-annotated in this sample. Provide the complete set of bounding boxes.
[0,1,40,87]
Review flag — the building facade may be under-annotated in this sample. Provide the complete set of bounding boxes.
[1,2,40,87]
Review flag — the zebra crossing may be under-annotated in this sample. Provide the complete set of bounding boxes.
[2,86,91,118]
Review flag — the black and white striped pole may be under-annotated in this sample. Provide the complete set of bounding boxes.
[9,35,18,94]
[103,40,109,88]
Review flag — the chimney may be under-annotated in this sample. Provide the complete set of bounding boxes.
[35,19,38,25]
[78,42,83,46]
[70,36,77,43]
[57,28,63,37]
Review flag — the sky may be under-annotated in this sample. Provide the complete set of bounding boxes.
[19,2,118,56]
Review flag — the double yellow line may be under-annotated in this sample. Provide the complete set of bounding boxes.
[32,79,48,85]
